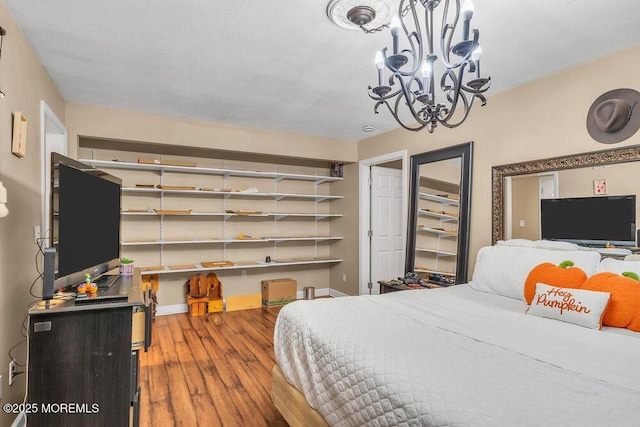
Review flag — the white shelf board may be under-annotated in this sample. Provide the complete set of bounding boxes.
[121,211,341,220]
[415,247,457,257]
[272,213,343,220]
[139,258,343,275]
[419,192,460,206]
[417,227,458,237]
[80,159,342,184]
[122,236,343,246]
[121,187,341,201]
[417,209,458,222]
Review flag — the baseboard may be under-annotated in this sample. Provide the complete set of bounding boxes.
[157,287,343,315]
[296,287,330,299]
[156,303,188,316]
[329,288,349,298]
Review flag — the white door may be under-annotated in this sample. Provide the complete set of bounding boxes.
[40,101,67,246]
[370,166,404,294]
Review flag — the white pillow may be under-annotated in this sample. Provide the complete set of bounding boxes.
[496,239,581,251]
[596,257,640,276]
[469,245,601,300]
[533,240,581,251]
[526,283,610,329]
[496,239,535,247]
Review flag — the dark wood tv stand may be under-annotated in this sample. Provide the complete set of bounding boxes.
[27,270,151,426]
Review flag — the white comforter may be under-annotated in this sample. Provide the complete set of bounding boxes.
[274,285,640,426]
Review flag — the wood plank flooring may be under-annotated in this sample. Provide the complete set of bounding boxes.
[139,306,287,426]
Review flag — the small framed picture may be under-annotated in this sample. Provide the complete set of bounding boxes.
[593,179,607,195]
[11,112,28,158]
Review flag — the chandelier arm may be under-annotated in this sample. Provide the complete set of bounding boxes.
[439,0,459,66]
[459,77,492,95]
[395,74,435,127]
[438,67,463,120]
[376,98,428,132]
[367,85,404,101]
[439,92,472,128]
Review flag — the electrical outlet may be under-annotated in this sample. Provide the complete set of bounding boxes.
[242,270,247,278]
[34,225,41,244]
[9,360,16,386]
[342,273,347,282]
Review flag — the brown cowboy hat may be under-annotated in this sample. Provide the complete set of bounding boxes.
[586,88,640,144]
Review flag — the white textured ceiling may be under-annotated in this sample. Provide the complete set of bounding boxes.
[5,0,640,141]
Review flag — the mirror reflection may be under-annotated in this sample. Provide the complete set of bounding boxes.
[504,163,639,245]
[492,145,640,245]
[406,142,473,285]
[414,159,461,285]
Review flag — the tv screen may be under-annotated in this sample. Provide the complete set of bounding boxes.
[540,195,636,246]
[50,154,121,290]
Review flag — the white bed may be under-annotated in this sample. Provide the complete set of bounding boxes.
[274,251,640,426]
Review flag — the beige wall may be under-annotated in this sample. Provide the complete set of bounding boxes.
[358,44,640,281]
[0,2,66,423]
[510,175,540,240]
[66,104,358,162]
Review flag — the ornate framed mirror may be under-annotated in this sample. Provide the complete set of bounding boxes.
[406,142,473,284]
[492,145,640,244]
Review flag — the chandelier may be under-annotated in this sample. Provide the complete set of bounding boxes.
[340,0,491,132]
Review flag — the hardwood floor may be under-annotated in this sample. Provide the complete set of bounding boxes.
[139,306,287,426]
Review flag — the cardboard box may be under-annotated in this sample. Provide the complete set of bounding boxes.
[261,278,297,306]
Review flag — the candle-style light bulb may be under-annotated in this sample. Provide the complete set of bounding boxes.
[472,47,482,61]
[375,51,384,70]
[375,51,385,86]
[421,61,432,96]
[421,61,432,78]
[471,47,482,77]
[461,0,474,41]
[390,15,401,55]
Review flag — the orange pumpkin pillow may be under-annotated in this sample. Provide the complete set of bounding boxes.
[581,271,640,330]
[524,260,588,304]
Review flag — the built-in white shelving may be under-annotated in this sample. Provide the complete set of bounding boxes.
[84,157,343,276]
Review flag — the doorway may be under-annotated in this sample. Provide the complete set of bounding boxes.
[40,101,67,245]
[359,150,408,295]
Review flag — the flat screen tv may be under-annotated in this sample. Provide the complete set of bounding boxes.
[540,195,636,247]
[49,153,122,294]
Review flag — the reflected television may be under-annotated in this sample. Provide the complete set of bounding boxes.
[540,195,636,247]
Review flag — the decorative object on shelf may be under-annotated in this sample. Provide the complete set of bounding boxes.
[586,88,640,144]
[593,179,607,195]
[138,158,197,167]
[119,258,135,276]
[201,260,234,268]
[330,0,491,132]
[330,162,344,177]
[153,209,192,215]
[11,112,28,157]
[0,26,6,99]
